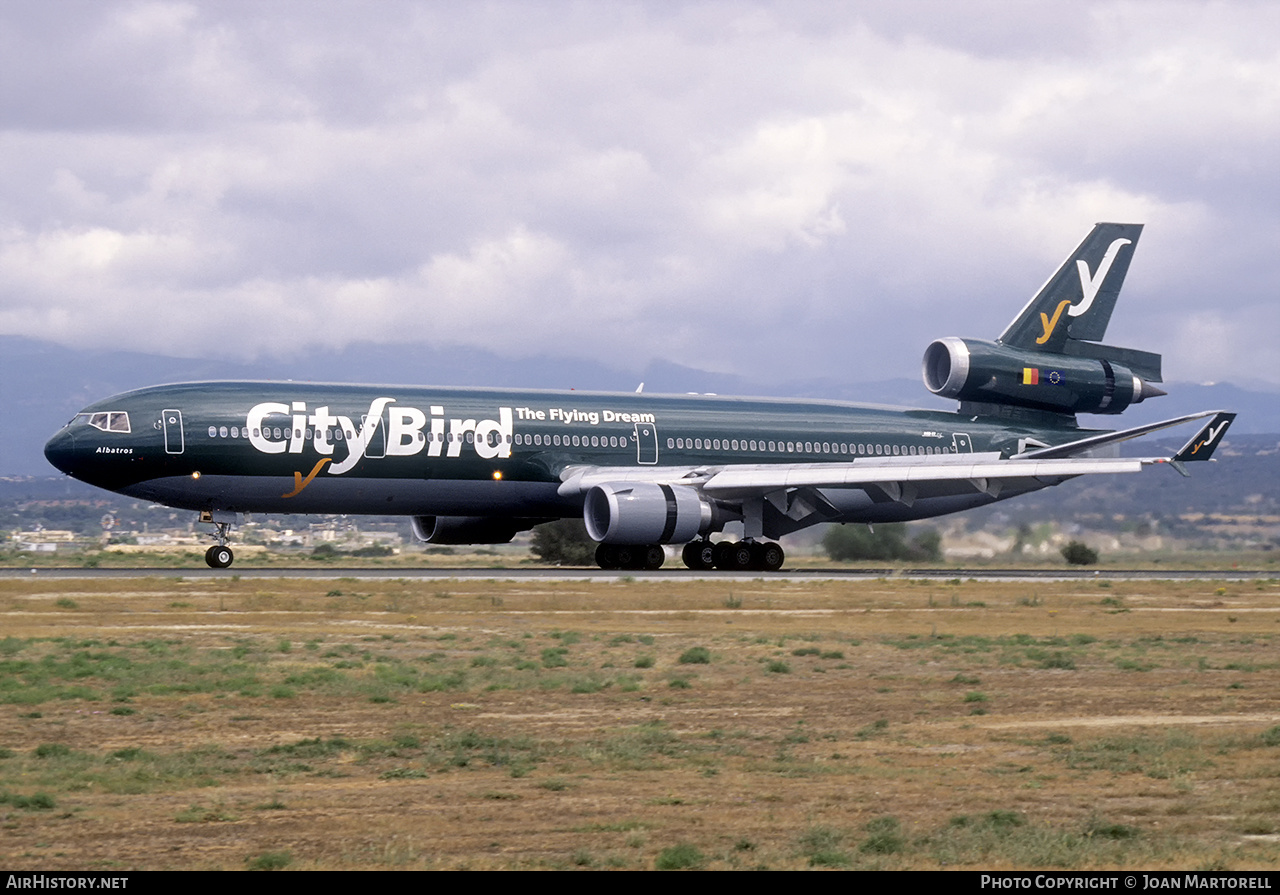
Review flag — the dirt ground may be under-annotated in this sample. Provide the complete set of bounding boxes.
[2,575,1279,870]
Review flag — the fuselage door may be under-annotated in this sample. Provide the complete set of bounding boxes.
[951,432,973,453]
[634,422,658,465]
[162,409,185,454]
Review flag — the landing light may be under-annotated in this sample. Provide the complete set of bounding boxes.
[492,471,502,481]
[192,471,201,480]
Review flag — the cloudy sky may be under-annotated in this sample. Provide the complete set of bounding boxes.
[1,1,1277,388]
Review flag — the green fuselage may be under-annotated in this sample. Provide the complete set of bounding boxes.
[45,381,1095,524]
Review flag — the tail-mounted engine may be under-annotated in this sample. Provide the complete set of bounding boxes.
[922,337,1165,416]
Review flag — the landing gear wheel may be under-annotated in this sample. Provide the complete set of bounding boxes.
[595,543,620,570]
[714,540,753,571]
[682,540,715,571]
[642,545,665,571]
[205,545,234,569]
[612,545,638,570]
[752,541,785,572]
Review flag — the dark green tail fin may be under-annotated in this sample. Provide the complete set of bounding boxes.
[999,223,1144,353]
[923,223,1165,417]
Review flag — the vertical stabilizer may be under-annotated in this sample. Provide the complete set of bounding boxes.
[999,223,1143,352]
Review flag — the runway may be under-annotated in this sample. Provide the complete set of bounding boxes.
[0,566,1270,582]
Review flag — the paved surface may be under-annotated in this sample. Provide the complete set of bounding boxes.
[1,566,1270,582]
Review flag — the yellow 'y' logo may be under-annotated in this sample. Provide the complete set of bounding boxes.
[282,458,331,498]
[1036,300,1072,345]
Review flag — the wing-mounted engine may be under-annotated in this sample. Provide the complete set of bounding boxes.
[583,482,728,544]
[922,337,1165,416]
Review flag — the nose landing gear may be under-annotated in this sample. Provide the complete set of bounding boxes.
[205,543,234,569]
[199,512,239,569]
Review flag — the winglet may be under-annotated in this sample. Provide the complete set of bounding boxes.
[1172,412,1236,463]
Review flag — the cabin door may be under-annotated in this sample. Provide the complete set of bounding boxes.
[162,409,185,454]
[634,422,658,465]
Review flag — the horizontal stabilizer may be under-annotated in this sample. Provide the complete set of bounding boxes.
[1061,340,1163,383]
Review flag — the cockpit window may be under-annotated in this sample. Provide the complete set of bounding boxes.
[75,411,132,433]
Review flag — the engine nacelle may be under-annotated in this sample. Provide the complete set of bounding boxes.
[410,515,540,545]
[583,482,714,544]
[922,337,1161,415]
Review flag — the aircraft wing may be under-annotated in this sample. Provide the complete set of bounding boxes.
[557,411,1234,504]
[698,454,1147,500]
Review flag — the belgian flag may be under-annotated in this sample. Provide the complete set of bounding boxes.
[1022,367,1040,385]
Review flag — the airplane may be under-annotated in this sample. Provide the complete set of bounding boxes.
[44,222,1235,572]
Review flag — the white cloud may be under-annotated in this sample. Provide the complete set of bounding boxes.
[0,0,1276,386]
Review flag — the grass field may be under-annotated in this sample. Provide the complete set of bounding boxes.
[3,543,1277,571]
[2,575,1279,870]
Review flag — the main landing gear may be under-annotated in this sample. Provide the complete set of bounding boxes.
[204,519,235,569]
[593,539,786,572]
[595,543,666,571]
[683,538,786,571]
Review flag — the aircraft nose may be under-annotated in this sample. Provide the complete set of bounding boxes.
[44,428,78,476]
